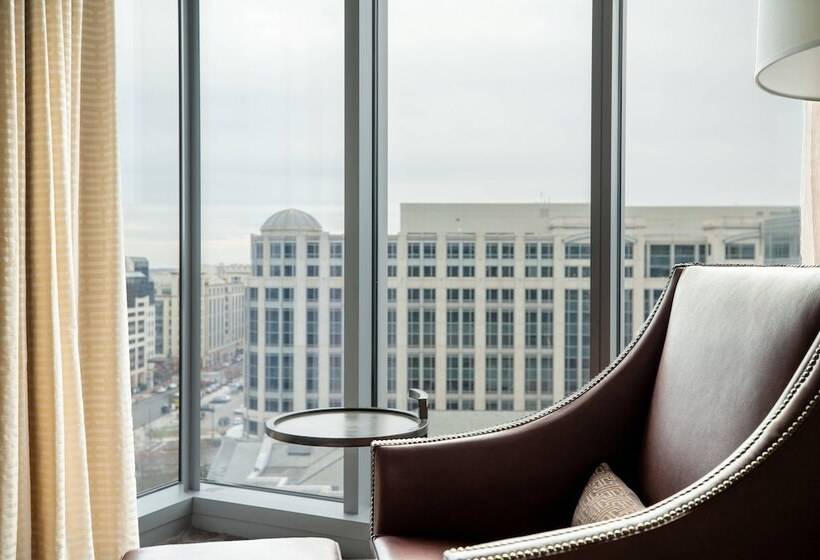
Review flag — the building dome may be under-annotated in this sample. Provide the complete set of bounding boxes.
[260,209,322,233]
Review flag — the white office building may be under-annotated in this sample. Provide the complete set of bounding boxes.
[242,205,800,434]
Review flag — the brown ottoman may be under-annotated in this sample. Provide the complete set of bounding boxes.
[122,537,342,559]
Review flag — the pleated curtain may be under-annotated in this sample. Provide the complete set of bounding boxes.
[0,1,139,559]
[802,102,820,264]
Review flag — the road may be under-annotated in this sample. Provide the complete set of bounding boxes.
[200,391,245,437]
[132,386,245,435]
[132,392,174,429]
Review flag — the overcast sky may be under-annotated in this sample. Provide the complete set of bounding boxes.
[116,0,803,268]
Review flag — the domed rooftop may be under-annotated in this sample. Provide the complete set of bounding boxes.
[261,209,322,233]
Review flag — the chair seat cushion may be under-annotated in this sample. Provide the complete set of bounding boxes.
[373,536,467,560]
[122,537,341,560]
[571,463,645,526]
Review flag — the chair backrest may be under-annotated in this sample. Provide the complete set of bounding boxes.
[638,265,820,504]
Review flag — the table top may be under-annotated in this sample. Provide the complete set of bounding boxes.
[264,407,429,447]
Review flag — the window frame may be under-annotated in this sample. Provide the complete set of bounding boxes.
[138,0,624,546]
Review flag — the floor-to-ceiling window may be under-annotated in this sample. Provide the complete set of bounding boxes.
[116,0,181,495]
[199,0,345,498]
[381,0,592,434]
[117,0,806,524]
[620,0,802,345]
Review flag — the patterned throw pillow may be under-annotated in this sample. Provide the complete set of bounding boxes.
[571,463,645,526]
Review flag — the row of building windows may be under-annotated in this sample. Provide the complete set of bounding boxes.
[390,287,553,305]
[253,264,343,278]
[247,351,343,394]
[388,241,574,261]
[384,353,555,396]
[248,306,342,348]
[254,240,343,261]
[249,287,342,303]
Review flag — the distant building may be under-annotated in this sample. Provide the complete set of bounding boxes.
[152,268,248,369]
[126,257,156,390]
[242,204,800,435]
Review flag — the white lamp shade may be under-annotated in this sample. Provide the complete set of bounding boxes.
[756,0,820,100]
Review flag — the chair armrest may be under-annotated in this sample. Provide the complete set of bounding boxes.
[371,272,679,543]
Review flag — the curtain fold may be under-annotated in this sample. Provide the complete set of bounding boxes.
[0,1,139,559]
[802,102,820,264]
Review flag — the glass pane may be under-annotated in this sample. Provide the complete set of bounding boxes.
[200,0,344,498]
[383,0,592,433]
[621,0,802,349]
[116,0,181,494]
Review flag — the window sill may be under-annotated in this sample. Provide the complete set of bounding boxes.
[137,483,371,557]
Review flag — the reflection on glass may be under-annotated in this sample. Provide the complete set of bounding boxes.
[200,0,344,498]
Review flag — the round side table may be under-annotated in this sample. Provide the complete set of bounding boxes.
[264,389,429,514]
[264,389,429,447]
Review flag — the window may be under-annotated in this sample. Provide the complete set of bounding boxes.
[329,354,343,394]
[122,0,802,522]
[118,0,181,494]
[265,354,279,391]
[199,0,344,498]
[306,354,319,393]
[725,242,755,260]
[621,0,801,354]
[329,308,343,347]
[486,243,498,259]
[648,245,671,278]
[380,0,591,435]
[387,309,397,347]
[306,308,318,347]
[270,243,281,259]
[407,242,421,259]
[447,242,460,259]
[565,241,591,259]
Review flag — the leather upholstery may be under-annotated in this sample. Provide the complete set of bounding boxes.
[371,266,820,559]
[639,266,820,503]
[122,537,341,560]
[373,536,467,560]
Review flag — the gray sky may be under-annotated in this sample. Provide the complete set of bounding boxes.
[117,0,803,269]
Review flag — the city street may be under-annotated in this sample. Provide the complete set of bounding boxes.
[131,391,174,429]
[131,385,245,436]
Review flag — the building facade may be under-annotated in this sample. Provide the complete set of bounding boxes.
[126,257,157,390]
[143,267,248,376]
[243,205,800,434]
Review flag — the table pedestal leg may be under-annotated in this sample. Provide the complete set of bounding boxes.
[343,447,358,514]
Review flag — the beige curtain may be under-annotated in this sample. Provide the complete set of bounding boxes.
[802,102,820,264]
[0,1,139,559]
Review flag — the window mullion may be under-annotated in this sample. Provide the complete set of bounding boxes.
[343,0,377,515]
[179,0,202,493]
[590,0,624,372]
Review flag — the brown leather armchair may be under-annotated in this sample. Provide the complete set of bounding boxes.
[371,265,820,559]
